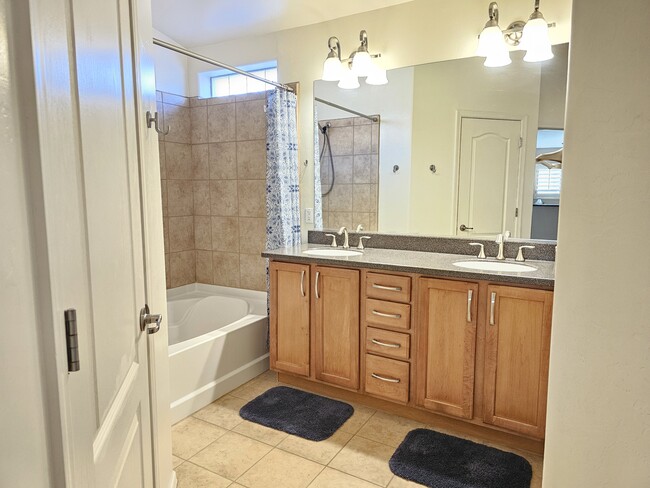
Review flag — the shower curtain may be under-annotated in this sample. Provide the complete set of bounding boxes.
[265,88,301,251]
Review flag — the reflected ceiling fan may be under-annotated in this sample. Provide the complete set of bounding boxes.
[536,148,562,169]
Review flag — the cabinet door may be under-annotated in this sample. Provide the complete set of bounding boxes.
[314,266,360,390]
[269,261,311,376]
[416,278,478,419]
[484,285,553,438]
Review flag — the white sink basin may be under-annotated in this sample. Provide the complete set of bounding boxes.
[453,260,537,273]
[303,248,362,257]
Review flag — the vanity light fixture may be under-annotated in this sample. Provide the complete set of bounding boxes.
[477,0,555,67]
[321,30,386,88]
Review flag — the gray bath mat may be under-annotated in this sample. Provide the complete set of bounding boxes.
[239,386,353,441]
[389,428,532,488]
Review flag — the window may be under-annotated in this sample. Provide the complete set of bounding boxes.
[210,66,277,98]
[534,129,563,201]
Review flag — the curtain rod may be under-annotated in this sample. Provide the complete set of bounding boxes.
[314,97,379,122]
[152,38,295,93]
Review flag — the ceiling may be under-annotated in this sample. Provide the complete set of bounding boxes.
[151,0,415,47]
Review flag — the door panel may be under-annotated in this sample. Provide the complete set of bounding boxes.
[70,0,153,483]
[314,266,360,390]
[457,118,522,237]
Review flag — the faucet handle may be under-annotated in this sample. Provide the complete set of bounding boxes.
[356,224,364,232]
[516,245,535,262]
[357,236,371,250]
[324,233,337,247]
[469,242,486,259]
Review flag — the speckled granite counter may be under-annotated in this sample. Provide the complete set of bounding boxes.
[263,245,555,289]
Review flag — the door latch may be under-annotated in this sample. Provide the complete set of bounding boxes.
[64,309,80,372]
[140,304,163,334]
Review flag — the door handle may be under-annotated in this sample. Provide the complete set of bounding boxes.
[459,224,474,231]
[315,271,320,299]
[489,292,497,326]
[300,270,305,297]
[467,289,473,323]
[140,304,162,334]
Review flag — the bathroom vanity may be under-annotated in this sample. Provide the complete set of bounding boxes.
[264,234,555,453]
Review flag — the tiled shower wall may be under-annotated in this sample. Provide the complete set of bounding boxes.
[319,116,380,231]
[157,90,268,291]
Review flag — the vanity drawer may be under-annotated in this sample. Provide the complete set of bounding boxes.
[366,327,410,360]
[366,272,411,303]
[365,354,410,404]
[365,298,411,330]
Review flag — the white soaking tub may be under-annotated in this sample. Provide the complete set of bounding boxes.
[167,284,269,423]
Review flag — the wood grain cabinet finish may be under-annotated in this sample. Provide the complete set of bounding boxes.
[365,354,410,404]
[366,272,411,303]
[483,285,553,438]
[416,278,479,420]
[269,262,311,376]
[313,266,360,390]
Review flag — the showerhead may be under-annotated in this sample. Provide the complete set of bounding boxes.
[319,122,331,134]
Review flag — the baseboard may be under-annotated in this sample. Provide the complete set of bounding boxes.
[170,355,269,424]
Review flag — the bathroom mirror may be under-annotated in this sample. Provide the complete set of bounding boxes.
[313,43,568,241]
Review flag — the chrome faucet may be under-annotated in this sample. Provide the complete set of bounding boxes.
[495,231,511,260]
[338,227,350,249]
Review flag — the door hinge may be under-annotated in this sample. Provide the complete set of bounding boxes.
[518,137,523,148]
[515,207,519,217]
[64,309,80,372]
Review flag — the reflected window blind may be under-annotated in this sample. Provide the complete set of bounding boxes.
[534,164,562,198]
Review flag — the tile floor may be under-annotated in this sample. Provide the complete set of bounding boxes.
[172,371,543,488]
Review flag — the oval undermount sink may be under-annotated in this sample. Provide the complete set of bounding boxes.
[453,260,537,273]
[303,248,362,257]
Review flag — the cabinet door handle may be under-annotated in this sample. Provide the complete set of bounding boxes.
[490,292,497,326]
[315,271,320,299]
[300,270,305,297]
[372,284,402,292]
[372,310,402,319]
[371,373,401,383]
[467,289,473,323]
[371,338,401,349]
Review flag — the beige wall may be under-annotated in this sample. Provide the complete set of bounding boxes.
[543,0,650,486]
[179,0,572,239]
[158,90,268,291]
[152,29,190,96]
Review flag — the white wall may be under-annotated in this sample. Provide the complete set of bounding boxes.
[0,0,54,485]
[182,0,573,238]
[152,29,189,96]
[543,0,650,486]
[314,67,414,233]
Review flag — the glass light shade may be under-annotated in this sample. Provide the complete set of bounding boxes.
[351,50,373,77]
[322,56,343,81]
[337,66,360,89]
[365,65,388,85]
[521,17,554,62]
[476,25,504,57]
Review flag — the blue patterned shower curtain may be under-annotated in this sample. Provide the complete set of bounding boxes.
[265,88,301,251]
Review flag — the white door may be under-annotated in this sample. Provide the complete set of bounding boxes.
[456,118,523,237]
[66,0,156,485]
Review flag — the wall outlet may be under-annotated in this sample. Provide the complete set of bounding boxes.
[304,208,314,224]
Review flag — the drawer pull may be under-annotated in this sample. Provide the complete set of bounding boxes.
[372,284,402,292]
[372,310,402,319]
[371,373,401,383]
[371,338,401,349]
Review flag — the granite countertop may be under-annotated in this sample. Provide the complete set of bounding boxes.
[263,245,555,289]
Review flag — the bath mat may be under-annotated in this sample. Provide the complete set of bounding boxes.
[239,386,353,441]
[389,428,532,488]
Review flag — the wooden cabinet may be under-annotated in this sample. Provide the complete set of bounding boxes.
[416,278,479,420]
[313,266,360,390]
[483,285,553,438]
[269,262,311,376]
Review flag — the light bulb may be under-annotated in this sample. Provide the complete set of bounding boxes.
[338,66,360,89]
[477,24,511,67]
[322,56,343,81]
[352,51,373,77]
[522,16,553,62]
[366,64,388,85]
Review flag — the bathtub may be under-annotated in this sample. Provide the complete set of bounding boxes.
[167,283,269,424]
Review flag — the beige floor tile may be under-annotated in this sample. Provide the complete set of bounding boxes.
[172,455,184,468]
[339,402,376,435]
[328,436,395,486]
[175,461,231,488]
[229,376,278,401]
[236,449,323,488]
[277,429,353,465]
[232,419,289,446]
[308,467,381,488]
[189,431,272,480]
[193,395,247,430]
[258,370,278,382]
[356,411,425,448]
[172,417,227,460]
[387,475,426,487]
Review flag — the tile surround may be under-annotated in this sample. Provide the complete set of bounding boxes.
[157,90,268,291]
[173,371,545,488]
